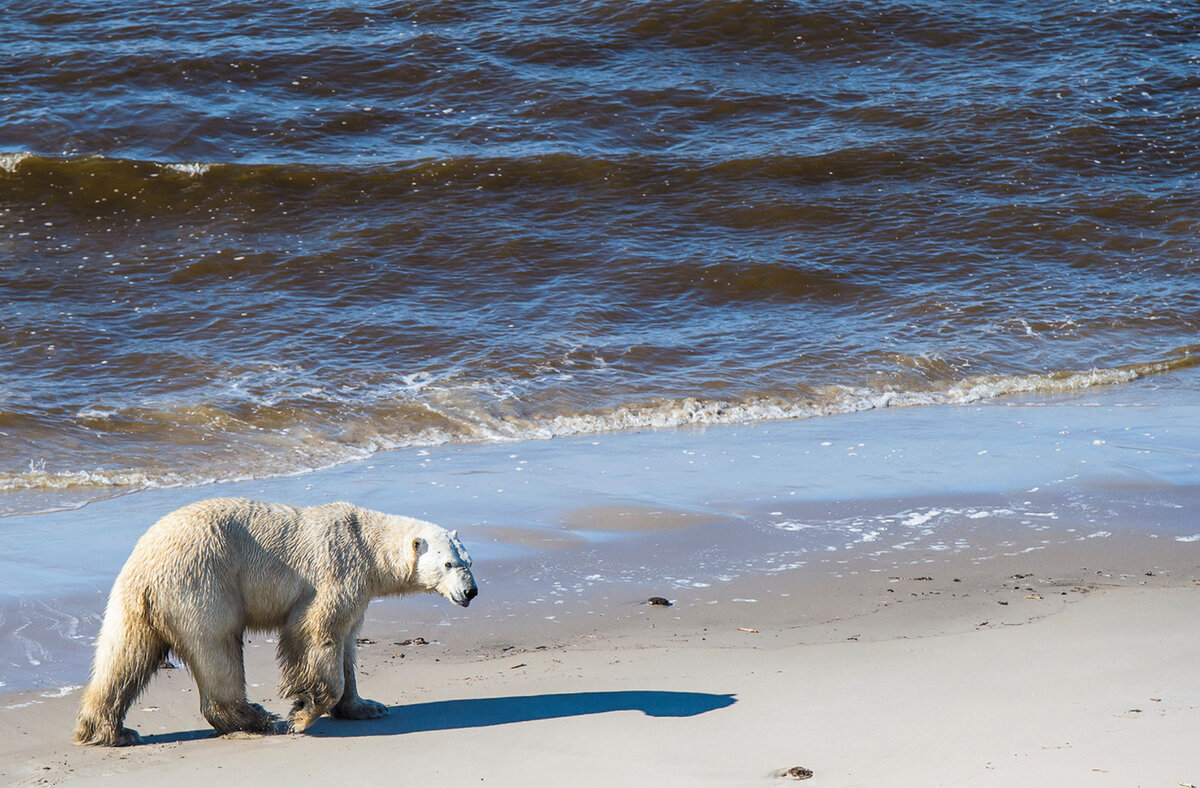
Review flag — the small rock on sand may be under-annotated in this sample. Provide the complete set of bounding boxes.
[395,637,428,646]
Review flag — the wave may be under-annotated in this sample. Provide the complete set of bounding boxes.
[0,151,35,172]
[7,142,1185,231]
[2,349,1194,514]
[567,0,1041,54]
[0,146,961,216]
[511,349,1200,439]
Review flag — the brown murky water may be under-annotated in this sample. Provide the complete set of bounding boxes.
[3,0,1199,515]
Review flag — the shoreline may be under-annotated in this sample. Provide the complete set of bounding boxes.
[3,386,1200,691]
[2,384,1199,785]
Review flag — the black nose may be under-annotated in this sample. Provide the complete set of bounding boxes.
[465,587,478,601]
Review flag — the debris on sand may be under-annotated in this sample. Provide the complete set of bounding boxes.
[395,637,428,646]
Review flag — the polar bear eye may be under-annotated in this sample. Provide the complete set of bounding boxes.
[444,561,453,569]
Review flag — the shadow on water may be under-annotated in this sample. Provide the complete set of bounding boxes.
[140,690,736,744]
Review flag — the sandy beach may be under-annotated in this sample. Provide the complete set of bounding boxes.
[2,387,1199,787]
[2,544,1197,787]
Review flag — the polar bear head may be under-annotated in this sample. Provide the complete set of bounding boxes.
[412,526,477,607]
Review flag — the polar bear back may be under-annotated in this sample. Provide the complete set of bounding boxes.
[115,498,407,632]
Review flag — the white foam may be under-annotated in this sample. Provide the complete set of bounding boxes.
[75,406,119,419]
[0,466,188,493]
[473,356,1186,446]
[163,161,211,176]
[771,520,816,532]
[944,367,1142,403]
[4,700,43,710]
[900,509,941,527]
[0,152,33,172]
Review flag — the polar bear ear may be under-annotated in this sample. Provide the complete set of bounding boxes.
[412,537,424,553]
[451,530,458,538]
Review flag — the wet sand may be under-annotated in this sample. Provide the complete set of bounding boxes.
[2,388,1199,785]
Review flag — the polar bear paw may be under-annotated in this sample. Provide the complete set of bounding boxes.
[106,726,143,747]
[331,696,390,720]
[74,719,142,747]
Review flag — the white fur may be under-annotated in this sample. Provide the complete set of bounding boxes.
[74,498,477,746]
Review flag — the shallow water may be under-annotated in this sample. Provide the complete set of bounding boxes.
[3,0,1200,514]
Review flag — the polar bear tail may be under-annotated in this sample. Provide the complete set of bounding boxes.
[74,587,169,747]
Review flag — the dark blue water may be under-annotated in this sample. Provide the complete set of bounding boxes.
[3,0,1199,515]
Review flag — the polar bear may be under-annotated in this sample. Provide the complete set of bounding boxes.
[74,497,477,746]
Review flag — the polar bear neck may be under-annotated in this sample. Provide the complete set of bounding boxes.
[357,508,423,597]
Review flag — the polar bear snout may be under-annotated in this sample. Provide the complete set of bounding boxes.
[442,570,478,607]
[458,585,479,608]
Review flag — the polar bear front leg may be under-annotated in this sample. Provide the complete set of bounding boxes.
[330,625,389,720]
[278,608,347,733]
[284,638,345,732]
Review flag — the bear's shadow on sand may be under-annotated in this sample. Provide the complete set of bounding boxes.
[143,690,736,743]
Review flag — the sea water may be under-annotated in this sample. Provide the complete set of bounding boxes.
[2,0,1199,691]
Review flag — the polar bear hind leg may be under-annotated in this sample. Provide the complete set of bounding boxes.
[74,596,169,746]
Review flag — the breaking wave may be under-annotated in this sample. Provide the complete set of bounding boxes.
[1,350,1192,515]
